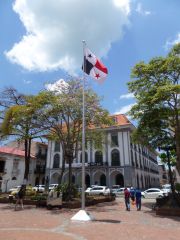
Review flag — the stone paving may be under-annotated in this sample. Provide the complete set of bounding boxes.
[0,198,180,240]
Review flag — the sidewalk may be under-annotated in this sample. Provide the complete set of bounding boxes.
[0,198,179,240]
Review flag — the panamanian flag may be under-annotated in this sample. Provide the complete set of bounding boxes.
[83,48,108,83]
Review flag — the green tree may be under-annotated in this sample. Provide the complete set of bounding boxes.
[128,43,180,173]
[44,78,112,198]
[1,91,52,181]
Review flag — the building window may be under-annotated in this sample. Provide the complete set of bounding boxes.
[13,159,19,170]
[131,150,134,166]
[111,149,120,166]
[53,154,60,168]
[80,152,88,163]
[0,161,5,173]
[111,134,118,147]
[54,141,60,152]
[95,151,103,164]
[112,116,118,124]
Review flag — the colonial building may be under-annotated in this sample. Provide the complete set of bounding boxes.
[0,141,47,192]
[45,114,160,189]
[0,146,35,192]
[7,141,48,187]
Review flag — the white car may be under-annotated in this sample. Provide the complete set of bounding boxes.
[85,186,111,196]
[49,184,58,191]
[141,188,165,199]
[161,184,171,196]
[112,187,125,197]
[8,186,21,193]
[32,185,45,193]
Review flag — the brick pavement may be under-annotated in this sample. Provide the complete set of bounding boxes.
[0,198,179,240]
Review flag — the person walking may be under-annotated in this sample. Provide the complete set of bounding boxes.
[130,187,135,205]
[15,184,26,210]
[135,188,142,211]
[124,187,130,211]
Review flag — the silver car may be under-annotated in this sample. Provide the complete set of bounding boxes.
[85,186,110,196]
[141,188,164,198]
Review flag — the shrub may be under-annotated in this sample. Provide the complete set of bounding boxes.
[55,183,78,201]
[175,183,180,192]
[31,195,47,201]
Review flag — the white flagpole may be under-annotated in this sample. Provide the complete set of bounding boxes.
[81,40,86,210]
[71,41,93,221]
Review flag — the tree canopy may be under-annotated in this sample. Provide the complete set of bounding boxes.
[128,43,180,173]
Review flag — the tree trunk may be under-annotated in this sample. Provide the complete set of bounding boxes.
[175,121,180,174]
[24,139,31,182]
[68,155,72,201]
[58,151,66,185]
[166,149,175,195]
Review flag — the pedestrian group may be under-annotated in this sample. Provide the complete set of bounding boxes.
[124,187,142,211]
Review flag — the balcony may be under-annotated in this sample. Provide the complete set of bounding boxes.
[88,162,109,167]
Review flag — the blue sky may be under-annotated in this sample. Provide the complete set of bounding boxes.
[0,0,179,116]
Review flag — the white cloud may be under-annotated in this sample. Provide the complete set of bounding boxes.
[5,0,131,73]
[119,93,134,99]
[45,79,69,93]
[136,3,151,16]
[164,33,180,50]
[114,103,136,114]
[23,79,31,84]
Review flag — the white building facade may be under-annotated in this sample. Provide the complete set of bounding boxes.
[45,114,160,189]
[0,147,36,192]
[0,142,48,192]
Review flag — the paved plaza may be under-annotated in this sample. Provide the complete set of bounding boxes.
[0,198,179,240]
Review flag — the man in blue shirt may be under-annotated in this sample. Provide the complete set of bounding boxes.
[135,188,142,211]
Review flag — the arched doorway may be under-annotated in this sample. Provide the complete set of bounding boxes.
[51,172,60,184]
[115,173,124,187]
[85,174,90,187]
[100,174,106,186]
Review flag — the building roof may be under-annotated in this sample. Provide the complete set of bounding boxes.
[0,146,36,158]
[110,114,132,126]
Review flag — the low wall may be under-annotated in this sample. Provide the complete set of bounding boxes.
[156,207,180,217]
[0,195,115,209]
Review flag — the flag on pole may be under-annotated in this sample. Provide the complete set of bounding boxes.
[83,48,108,83]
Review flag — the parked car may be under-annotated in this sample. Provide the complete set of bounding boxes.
[112,187,125,197]
[85,186,111,196]
[161,184,171,196]
[111,185,121,190]
[141,188,165,198]
[9,185,35,198]
[8,186,21,193]
[49,184,58,191]
[32,185,45,193]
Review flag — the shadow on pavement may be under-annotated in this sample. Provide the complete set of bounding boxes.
[93,219,121,224]
[142,209,180,223]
